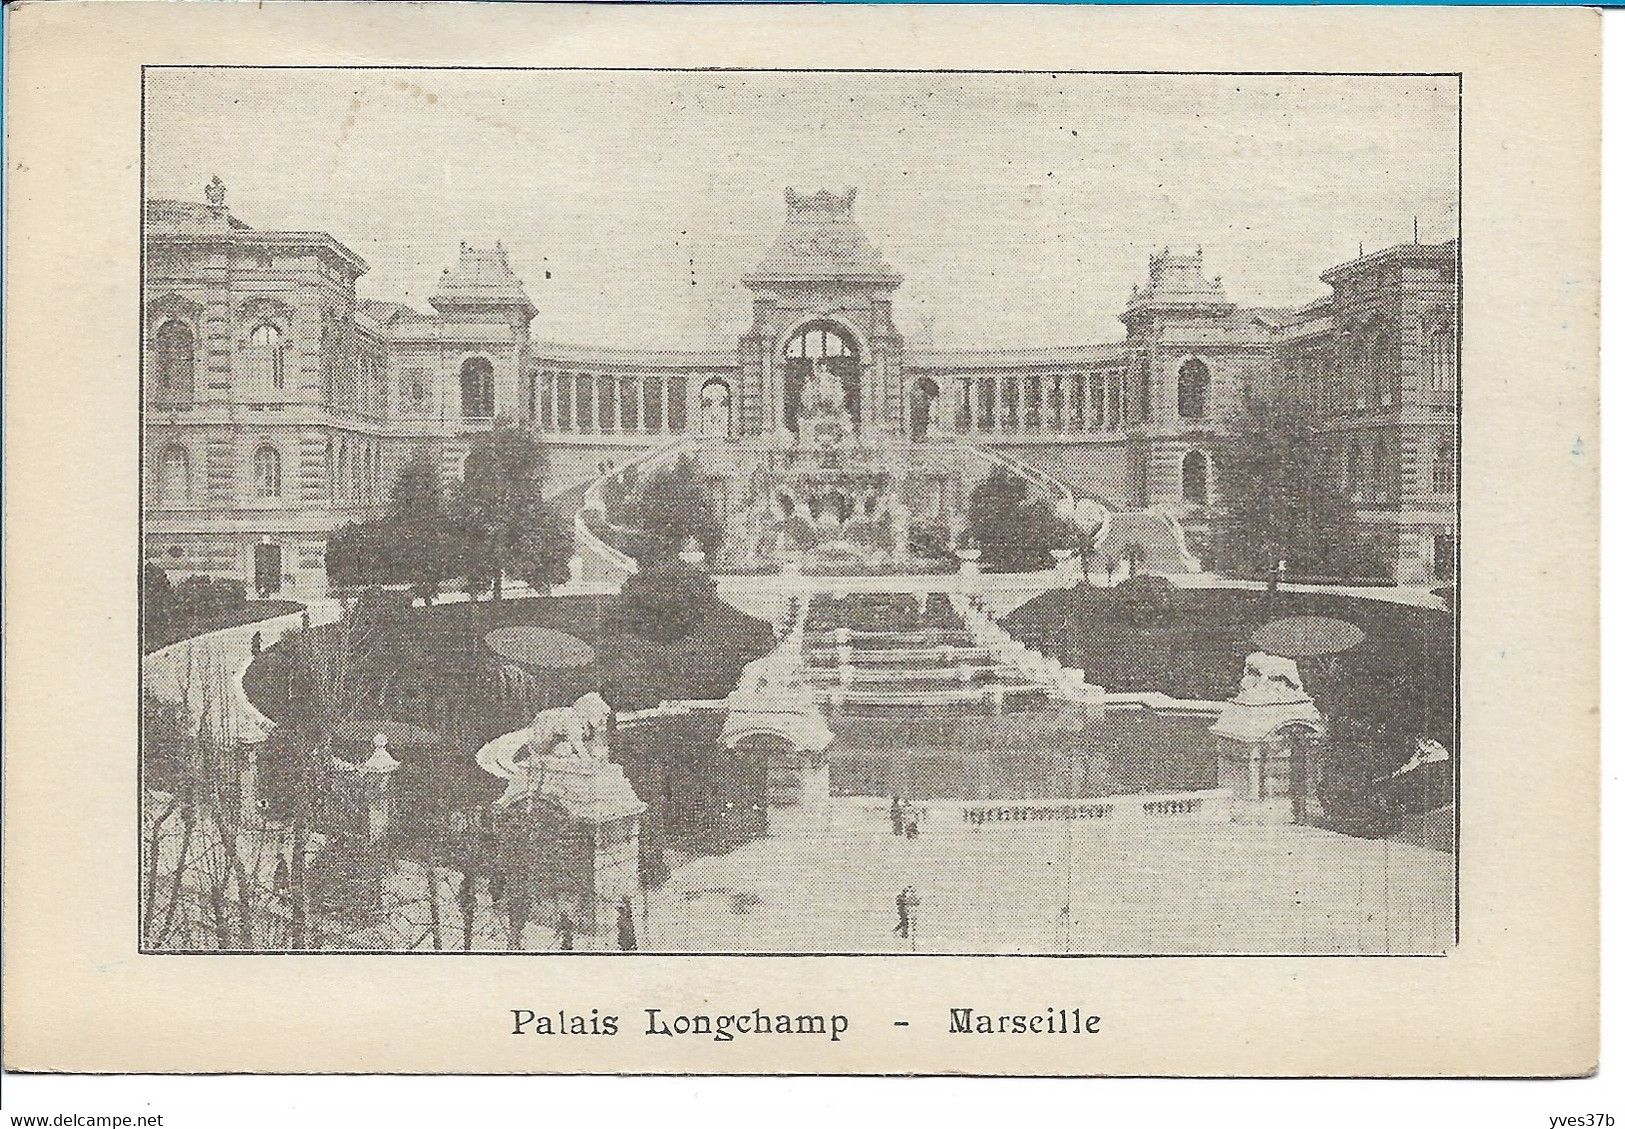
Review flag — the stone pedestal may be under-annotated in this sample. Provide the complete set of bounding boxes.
[530,750,646,936]
[476,694,647,938]
[718,650,834,836]
[1209,653,1325,825]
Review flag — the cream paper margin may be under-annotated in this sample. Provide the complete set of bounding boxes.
[1,1,1599,1077]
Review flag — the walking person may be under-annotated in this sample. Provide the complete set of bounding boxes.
[617,896,638,951]
[555,911,575,952]
[892,885,921,946]
[890,795,905,836]
[904,803,920,840]
[506,879,532,950]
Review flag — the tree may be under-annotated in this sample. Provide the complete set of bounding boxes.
[965,465,1078,572]
[449,417,572,600]
[325,449,461,601]
[616,455,724,562]
[1213,389,1388,580]
[143,562,175,643]
[610,559,718,643]
[325,520,398,589]
[390,448,460,603]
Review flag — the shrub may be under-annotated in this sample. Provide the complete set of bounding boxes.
[614,455,723,563]
[966,466,1081,572]
[173,575,247,619]
[1113,573,1176,625]
[612,560,719,643]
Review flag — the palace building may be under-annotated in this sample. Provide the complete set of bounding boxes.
[144,180,1458,594]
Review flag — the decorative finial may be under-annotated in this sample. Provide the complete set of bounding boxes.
[204,176,226,209]
[362,732,401,774]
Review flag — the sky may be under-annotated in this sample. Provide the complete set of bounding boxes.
[145,69,1457,349]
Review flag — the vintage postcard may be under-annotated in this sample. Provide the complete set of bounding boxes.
[3,2,1598,1076]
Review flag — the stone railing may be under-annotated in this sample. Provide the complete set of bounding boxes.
[844,789,1232,829]
[573,435,698,581]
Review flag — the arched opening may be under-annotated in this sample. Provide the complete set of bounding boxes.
[1433,435,1457,494]
[254,540,283,598]
[1276,722,1327,825]
[1346,440,1365,501]
[158,444,190,506]
[248,323,287,395]
[1177,358,1210,420]
[1181,449,1210,504]
[699,379,732,439]
[152,319,195,407]
[783,323,860,433]
[460,356,495,419]
[909,377,940,441]
[253,444,282,499]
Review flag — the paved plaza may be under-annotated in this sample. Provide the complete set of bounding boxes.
[646,798,1452,955]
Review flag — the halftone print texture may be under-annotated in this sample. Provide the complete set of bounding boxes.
[140,67,1458,955]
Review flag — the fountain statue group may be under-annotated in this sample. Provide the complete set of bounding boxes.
[733,359,914,572]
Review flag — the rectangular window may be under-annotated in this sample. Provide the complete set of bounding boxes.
[976,377,995,431]
[575,373,593,431]
[621,376,640,431]
[643,377,664,432]
[667,375,688,432]
[1001,377,1020,429]
[537,372,554,430]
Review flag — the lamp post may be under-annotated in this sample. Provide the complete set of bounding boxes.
[360,732,402,845]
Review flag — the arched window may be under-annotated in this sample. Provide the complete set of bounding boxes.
[401,368,429,414]
[158,444,190,505]
[1433,435,1457,494]
[253,444,282,499]
[1346,440,1365,501]
[1182,449,1211,504]
[1427,325,1456,393]
[152,320,195,406]
[460,357,495,419]
[1178,359,1211,420]
[248,324,287,394]
[783,323,860,432]
[667,375,688,432]
[699,379,732,439]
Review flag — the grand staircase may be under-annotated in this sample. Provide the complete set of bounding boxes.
[800,593,1049,712]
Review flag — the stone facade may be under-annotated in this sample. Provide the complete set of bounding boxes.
[144,181,1458,593]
